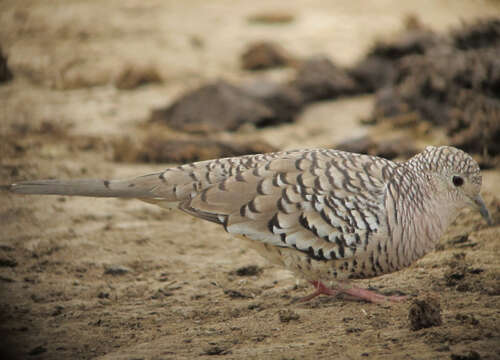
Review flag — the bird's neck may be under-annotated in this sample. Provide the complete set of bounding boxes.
[386,167,455,264]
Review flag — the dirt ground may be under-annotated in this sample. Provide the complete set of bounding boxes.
[1,1,500,359]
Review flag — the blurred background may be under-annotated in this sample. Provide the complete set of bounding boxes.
[0,1,499,359]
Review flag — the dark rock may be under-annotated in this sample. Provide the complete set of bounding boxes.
[408,297,442,330]
[150,81,274,133]
[349,56,398,93]
[241,80,304,126]
[241,41,296,70]
[294,57,359,102]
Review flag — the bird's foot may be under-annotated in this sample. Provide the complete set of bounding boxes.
[297,280,338,302]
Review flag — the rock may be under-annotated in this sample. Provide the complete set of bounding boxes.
[294,57,358,102]
[241,80,304,126]
[241,41,296,70]
[150,81,274,133]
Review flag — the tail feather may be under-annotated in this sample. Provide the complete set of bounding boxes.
[8,175,164,198]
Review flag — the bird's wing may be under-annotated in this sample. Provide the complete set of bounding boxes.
[180,149,395,261]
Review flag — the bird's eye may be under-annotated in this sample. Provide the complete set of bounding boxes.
[452,176,464,187]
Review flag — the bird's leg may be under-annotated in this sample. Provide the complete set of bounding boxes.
[298,281,407,303]
[337,282,408,303]
[297,280,338,302]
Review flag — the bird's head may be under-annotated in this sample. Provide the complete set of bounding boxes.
[416,146,492,225]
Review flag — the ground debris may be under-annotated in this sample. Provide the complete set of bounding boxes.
[104,265,131,276]
[450,350,481,360]
[278,309,300,323]
[408,296,442,331]
[230,265,263,277]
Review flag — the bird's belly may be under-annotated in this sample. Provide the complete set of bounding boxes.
[234,235,392,283]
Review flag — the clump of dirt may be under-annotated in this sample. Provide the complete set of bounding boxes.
[112,135,277,163]
[0,46,13,83]
[408,296,442,331]
[114,64,162,90]
[230,265,263,277]
[362,18,500,168]
[278,309,300,323]
[150,80,304,132]
[442,253,498,294]
[241,41,297,70]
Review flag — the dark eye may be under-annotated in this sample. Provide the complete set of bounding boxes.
[452,176,464,187]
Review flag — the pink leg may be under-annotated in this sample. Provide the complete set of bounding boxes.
[298,281,407,304]
[339,285,407,303]
[298,280,338,302]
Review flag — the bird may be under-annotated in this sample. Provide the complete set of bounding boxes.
[5,145,492,303]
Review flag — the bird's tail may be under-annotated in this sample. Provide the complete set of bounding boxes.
[6,175,165,199]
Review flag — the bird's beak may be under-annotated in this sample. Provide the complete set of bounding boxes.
[473,194,493,226]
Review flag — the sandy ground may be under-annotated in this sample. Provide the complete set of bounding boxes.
[0,1,499,359]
